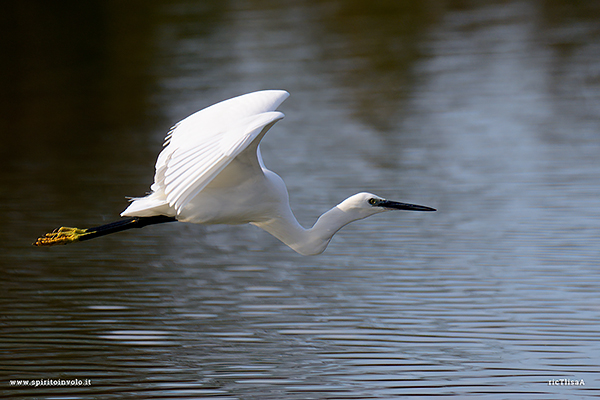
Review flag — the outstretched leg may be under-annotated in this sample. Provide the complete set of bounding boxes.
[34,215,177,246]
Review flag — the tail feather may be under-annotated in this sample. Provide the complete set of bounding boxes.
[121,192,173,218]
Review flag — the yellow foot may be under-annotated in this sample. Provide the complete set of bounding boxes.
[34,226,90,246]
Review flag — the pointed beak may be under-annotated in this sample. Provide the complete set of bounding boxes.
[379,200,436,212]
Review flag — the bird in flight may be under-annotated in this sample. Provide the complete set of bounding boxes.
[35,90,435,255]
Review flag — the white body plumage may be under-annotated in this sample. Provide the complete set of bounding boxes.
[122,90,435,255]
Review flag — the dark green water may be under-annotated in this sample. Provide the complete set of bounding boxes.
[2,1,600,399]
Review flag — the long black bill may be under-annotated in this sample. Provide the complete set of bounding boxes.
[379,200,436,212]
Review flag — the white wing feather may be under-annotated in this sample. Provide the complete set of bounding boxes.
[164,111,284,211]
[124,90,289,216]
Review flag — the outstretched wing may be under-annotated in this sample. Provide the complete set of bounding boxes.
[152,90,289,213]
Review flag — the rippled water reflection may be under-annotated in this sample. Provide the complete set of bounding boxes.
[2,1,600,399]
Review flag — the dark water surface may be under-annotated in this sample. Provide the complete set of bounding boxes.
[2,1,600,399]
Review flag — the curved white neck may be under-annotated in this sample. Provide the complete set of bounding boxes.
[253,205,364,256]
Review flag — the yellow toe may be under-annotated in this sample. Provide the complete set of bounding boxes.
[34,227,89,246]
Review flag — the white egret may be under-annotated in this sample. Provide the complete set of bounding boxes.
[35,90,435,255]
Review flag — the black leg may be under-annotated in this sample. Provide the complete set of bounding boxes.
[34,216,177,246]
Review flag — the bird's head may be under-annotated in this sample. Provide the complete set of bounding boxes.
[338,192,436,219]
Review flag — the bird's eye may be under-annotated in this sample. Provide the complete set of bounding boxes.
[368,198,379,206]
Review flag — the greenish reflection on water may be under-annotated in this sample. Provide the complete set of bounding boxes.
[2,1,600,399]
